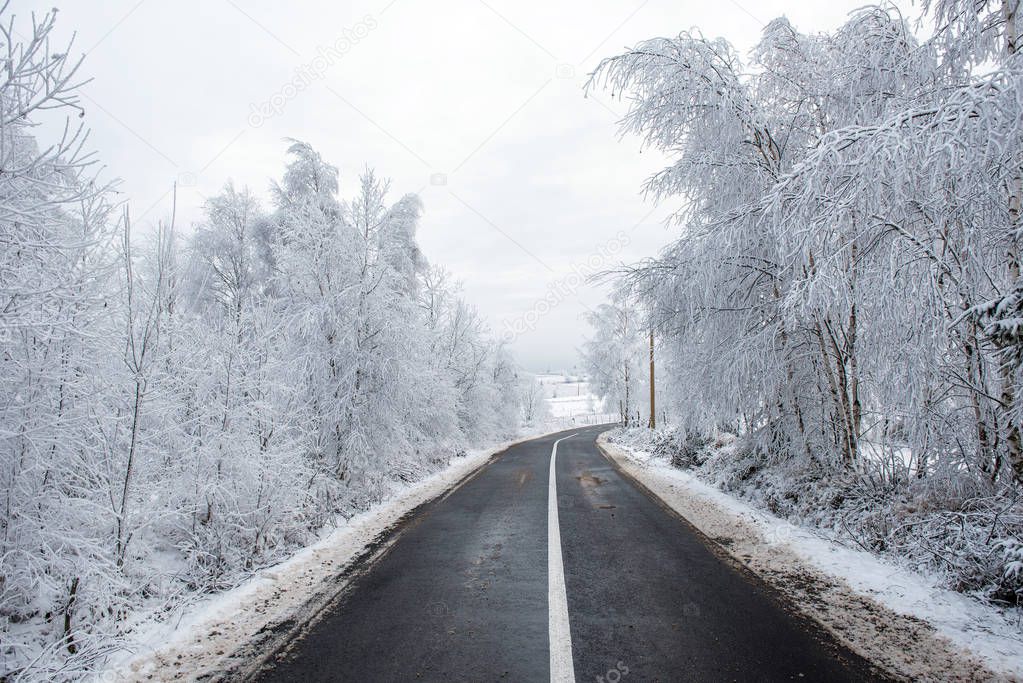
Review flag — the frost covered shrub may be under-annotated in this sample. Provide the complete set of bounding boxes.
[609,426,659,453]
[837,479,1023,603]
[701,437,832,516]
[609,426,715,469]
[650,428,712,469]
[631,425,1023,606]
[1000,539,1023,603]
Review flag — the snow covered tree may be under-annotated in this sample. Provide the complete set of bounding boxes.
[0,9,525,672]
[587,0,1023,606]
[582,299,647,427]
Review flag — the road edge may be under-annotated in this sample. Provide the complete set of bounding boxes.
[595,432,1008,683]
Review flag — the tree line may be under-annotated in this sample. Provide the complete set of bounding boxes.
[584,1,1023,601]
[0,8,525,677]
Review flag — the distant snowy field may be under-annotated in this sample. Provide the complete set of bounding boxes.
[535,373,612,423]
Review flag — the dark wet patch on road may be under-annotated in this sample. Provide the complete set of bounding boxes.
[576,471,604,487]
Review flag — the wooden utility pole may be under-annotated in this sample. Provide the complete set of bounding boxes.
[648,328,656,429]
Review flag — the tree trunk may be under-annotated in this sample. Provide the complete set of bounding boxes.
[1002,0,1023,482]
[623,361,631,428]
[815,319,856,469]
[648,329,656,429]
[63,576,79,654]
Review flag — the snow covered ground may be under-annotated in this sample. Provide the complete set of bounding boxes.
[598,434,1023,682]
[536,373,614,423]
[95,429,564,682]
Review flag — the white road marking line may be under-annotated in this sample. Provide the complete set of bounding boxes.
[548,434,577,683]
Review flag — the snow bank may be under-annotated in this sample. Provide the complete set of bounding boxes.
[599,433,1023,682]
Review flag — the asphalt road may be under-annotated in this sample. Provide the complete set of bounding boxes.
[255,426,886,682]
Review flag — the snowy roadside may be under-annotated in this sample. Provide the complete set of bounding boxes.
[597,433,1023,683]
[97,429,562,683]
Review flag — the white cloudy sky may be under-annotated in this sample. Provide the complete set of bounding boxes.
[25,0,916,372]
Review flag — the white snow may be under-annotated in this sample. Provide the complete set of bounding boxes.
[536,373,612,422]
[599,434,1023,682]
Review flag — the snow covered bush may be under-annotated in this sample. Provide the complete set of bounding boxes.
[609,427,1023,606]
[1000,538,1023,602]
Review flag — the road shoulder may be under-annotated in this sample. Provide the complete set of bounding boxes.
[597,433,1020,682]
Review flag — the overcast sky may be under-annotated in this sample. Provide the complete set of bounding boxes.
[24,0,916,372]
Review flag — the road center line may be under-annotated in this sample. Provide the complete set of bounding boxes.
[548,434,577,683]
